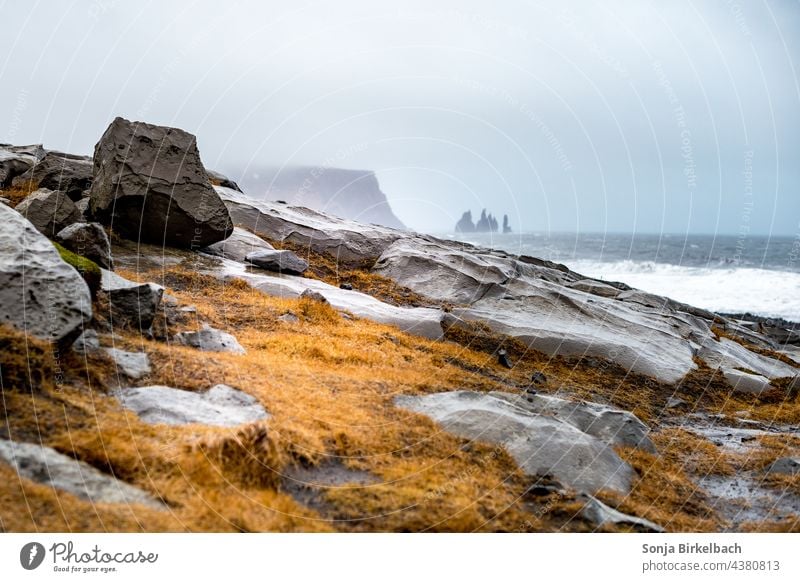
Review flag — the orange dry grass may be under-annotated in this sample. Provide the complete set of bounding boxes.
[0,182,37,207]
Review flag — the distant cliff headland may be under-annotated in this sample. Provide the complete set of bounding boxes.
[455,209,511,233]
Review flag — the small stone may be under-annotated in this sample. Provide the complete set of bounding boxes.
[174,324,246,354]
[767,457,800,476]
[246,249,308,275]
[72,330,100,353]
[665,396,686,409]
[278,312,299,324]
[56,222,114,269]
[531,371,547,385]
[339,283,353,291]
[104,348,151,380]
[497,348,512,369]
[300,289,328,304]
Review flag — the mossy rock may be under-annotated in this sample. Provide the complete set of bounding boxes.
[53,241,102,299]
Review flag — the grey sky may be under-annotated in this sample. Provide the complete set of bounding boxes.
[1,0,798,235]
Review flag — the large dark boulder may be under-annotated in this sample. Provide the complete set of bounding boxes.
[88,117,233,248]
[12,151,93,201]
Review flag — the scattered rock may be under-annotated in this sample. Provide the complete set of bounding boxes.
[699,337,797,393]
[11,151,93,201]
[74,197,90,220]
[492,391,656,452]
[579,494,664,532]
[281,460,379,513]
[395,391,636,494]
[497,348,512,369]
[0,203,91,342]
[246,249,309,275]
[72,330,100,353]
[105,348,151,380]
[206,168,242,192]
[201,227,273,262]
[666,396,687,409]
[0,439,163,509]
[278,312,299,324]
[722,369,773,395]
[101,269,164,332]
[339,283,353,291]
[767,457,800,476]
[0,144,44,188]
[89,117,233,248]
[14,188,80,236]
[300,289,328,304]
[174,324,246,354]
[56,222,113,269]
[116,384,267,427]
[531,371,547,385]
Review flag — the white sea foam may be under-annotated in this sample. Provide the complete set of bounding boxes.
[568,260,800,321]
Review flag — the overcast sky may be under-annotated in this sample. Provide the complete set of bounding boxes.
[1,0,798,235]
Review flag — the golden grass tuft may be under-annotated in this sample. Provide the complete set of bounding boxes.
[0,182,37,207]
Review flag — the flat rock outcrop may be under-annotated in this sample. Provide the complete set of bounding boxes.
[217,186,403,265]
[395,390,636,495]
[89,117,232,248]
[0,439,163,508]
[117,384,268,427]
[0,203,91,342]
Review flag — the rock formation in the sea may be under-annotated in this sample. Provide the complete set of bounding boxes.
[89,117,233,248]
[228,165,405,230]
[455,208,507,233]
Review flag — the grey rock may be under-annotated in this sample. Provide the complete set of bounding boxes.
[0,197,9,206]
[14,188,80,237]
[117,384,268,427]
[72,330,100,353]
[0,203,91,342]
[174,324,245,354]
[201,227,273,262]
[217,185,402,265]
[56,222,113,269]
[767,457,800,476]
[105,348,151,380]
[699,337,797,383]
[278,312,299,324]
[101,269,164,332]
[206,168,242,192]
[579,494,664,532]
[0,439,163,509]
[246,249,309,275]
[666,396,687,409]
[0,144,45,188]
[300,289,328,303]
[492,391,656,452]
[722,369,773,394]
[395,390,636,495]
[89,117,233,248]
[74,197,90,220]
[12,151,93,201]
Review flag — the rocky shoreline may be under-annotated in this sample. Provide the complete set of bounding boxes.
[1,118,798,532]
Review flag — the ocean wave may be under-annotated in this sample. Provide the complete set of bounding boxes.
[567,260,800,321]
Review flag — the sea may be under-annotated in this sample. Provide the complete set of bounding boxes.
[446,232,800,322]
